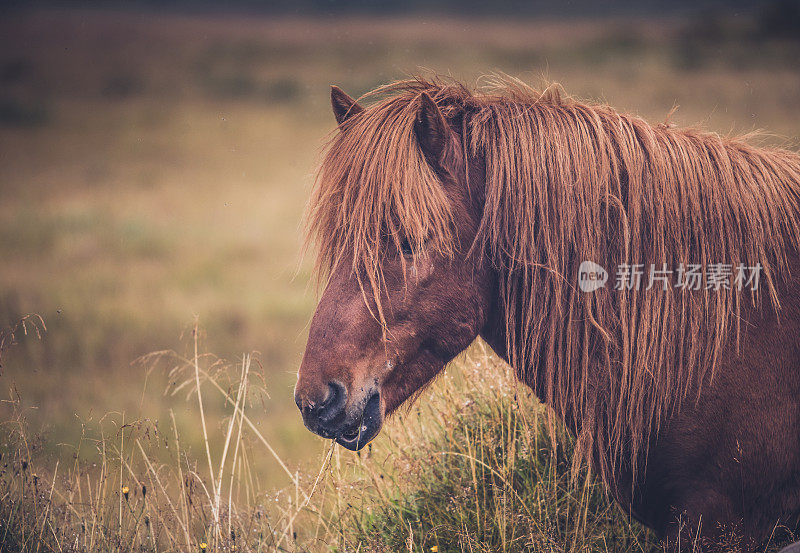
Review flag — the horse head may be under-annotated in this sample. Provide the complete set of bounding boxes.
[294,85,493,450]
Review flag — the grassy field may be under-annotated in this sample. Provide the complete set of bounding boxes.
[2,332,667,552]
[0,6,799,551]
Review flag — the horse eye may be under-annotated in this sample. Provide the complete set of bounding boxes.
[399,238,414,256]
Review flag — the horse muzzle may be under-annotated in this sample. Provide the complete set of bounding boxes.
[332,390,382,450]
[295,381,383,451]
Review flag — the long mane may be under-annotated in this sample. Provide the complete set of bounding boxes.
[307,76,800,481]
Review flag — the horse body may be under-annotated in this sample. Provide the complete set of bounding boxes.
[295,77,800,550]
[640,270,800,546]
[483,255,800,547]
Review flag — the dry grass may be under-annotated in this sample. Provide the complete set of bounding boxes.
[2,321,796,552]
[0,320,666,553]
[0,319,338,552]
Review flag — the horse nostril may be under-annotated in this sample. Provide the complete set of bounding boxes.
[322,381,347,416]
[321,381,344,409]
[308,380,346,424]
[298,380,348,434]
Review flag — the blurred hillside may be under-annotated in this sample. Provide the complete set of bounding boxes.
[0,5,799,489]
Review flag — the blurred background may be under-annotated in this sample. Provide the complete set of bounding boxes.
[1,0,799,490]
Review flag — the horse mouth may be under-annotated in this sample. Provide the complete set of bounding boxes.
[335,391,382,451]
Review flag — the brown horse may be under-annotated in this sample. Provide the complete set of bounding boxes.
[294,76,800,551]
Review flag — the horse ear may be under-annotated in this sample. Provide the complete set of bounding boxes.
[331,85,364,125]
[414,92,449,161]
